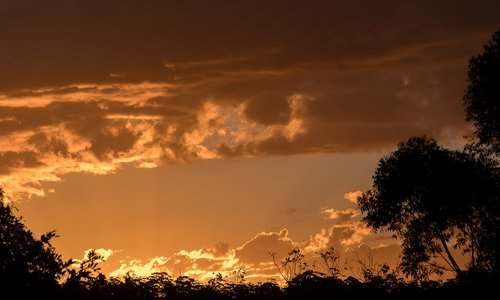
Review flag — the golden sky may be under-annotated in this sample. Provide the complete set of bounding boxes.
[1,0,498,282]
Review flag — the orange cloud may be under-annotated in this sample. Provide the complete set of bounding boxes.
[322,208,360,223]
[344,191,363,204]
[0,84,315,200]
[110,257,169,278]
[102,223,400,283]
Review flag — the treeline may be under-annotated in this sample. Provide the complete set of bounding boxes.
[38,271,500,300]
[4,250,500,300]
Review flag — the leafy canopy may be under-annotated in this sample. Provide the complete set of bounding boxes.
[0,187,68,294]
[358,137,499,279]
[464,29,500,153]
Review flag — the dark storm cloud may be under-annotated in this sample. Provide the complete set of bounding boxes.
[1,0,498,91]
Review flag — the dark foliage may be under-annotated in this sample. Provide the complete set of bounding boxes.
[358,137,500,279]
[0,187,69,299]
[464,29,500,153]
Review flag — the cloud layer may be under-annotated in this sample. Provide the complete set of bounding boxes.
[0,1,499,199]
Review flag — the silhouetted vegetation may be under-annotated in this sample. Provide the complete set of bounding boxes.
[464,29,500,154]
[0,187,71,298]
[1,29,499,299]
[358,136,499,279]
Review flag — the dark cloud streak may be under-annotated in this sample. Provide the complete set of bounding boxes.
[1,0,498,91]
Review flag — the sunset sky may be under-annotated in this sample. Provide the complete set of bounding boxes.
[1,0,499,282]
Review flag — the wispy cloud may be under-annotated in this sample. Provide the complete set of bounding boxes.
[322,208,361,223]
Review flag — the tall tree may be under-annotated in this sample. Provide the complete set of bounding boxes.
[357,137,499,280]
[464,29,500,153]
[462,28,500,273]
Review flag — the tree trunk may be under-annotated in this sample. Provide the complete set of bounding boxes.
[439,235,462,276]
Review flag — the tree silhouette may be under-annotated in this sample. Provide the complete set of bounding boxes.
[63,249,105,293]
[357,137,499,280]
[462,29,500,274]
[0,187,69,297]
[464,29,500,153]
